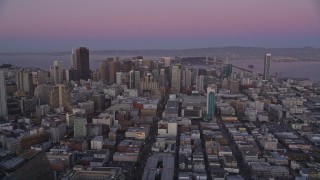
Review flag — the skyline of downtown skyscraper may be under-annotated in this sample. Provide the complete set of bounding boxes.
[0,1,319,179]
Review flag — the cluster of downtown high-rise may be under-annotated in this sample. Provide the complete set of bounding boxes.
[0,47,319,180]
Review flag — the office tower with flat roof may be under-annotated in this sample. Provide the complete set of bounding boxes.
[191,68,198,86]
[171,64,181,93]
[159,67,171,88]
[139,73,160,97]
[50,60,64,85]
[108,58,120,84]
[129,70,140,89]
[48,84,71,112]
[151,69,159,80]
[0,70,7,117]
[162,57,171,67]
[196,75,204,93]
[92,69,99,82]
[74,116,87,138]
[116,72,122,85]
[99,60,109,82]
[159,68,167,88]
[34,85,51,105]
[91,94,106,113]
[206,85,216,120]
[142,59,151,68]
[122,60,133,73]
[129,70,135,89]
[223,64,233,78]
[182,67,192,90]
[264,53,271,80]
[76,47,90,80]
[229,80,240,94]
[16,70,34,98]
[66,69,79,82]
[134,71,140,89]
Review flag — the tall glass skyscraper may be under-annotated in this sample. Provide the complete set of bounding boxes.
[76,47,90,80]
[264,53,271,80]
[206,86,216,120]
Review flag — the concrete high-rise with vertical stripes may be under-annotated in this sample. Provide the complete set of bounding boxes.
[171,64,181,93]
[48,84,71,112]
[182,67,192,90]
[50,60,64,85]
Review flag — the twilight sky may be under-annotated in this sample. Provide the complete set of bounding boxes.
[0,0,320,52]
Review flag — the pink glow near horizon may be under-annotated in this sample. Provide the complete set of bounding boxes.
[0,0,320,50]
[1,0,319,38]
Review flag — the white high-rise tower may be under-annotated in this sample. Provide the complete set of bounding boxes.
[71,48,76,69]
[264,53,271,80]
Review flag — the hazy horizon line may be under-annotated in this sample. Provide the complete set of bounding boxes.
[1,45,319,54]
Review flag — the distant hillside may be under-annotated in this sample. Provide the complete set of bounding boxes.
[93,46,320,60]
